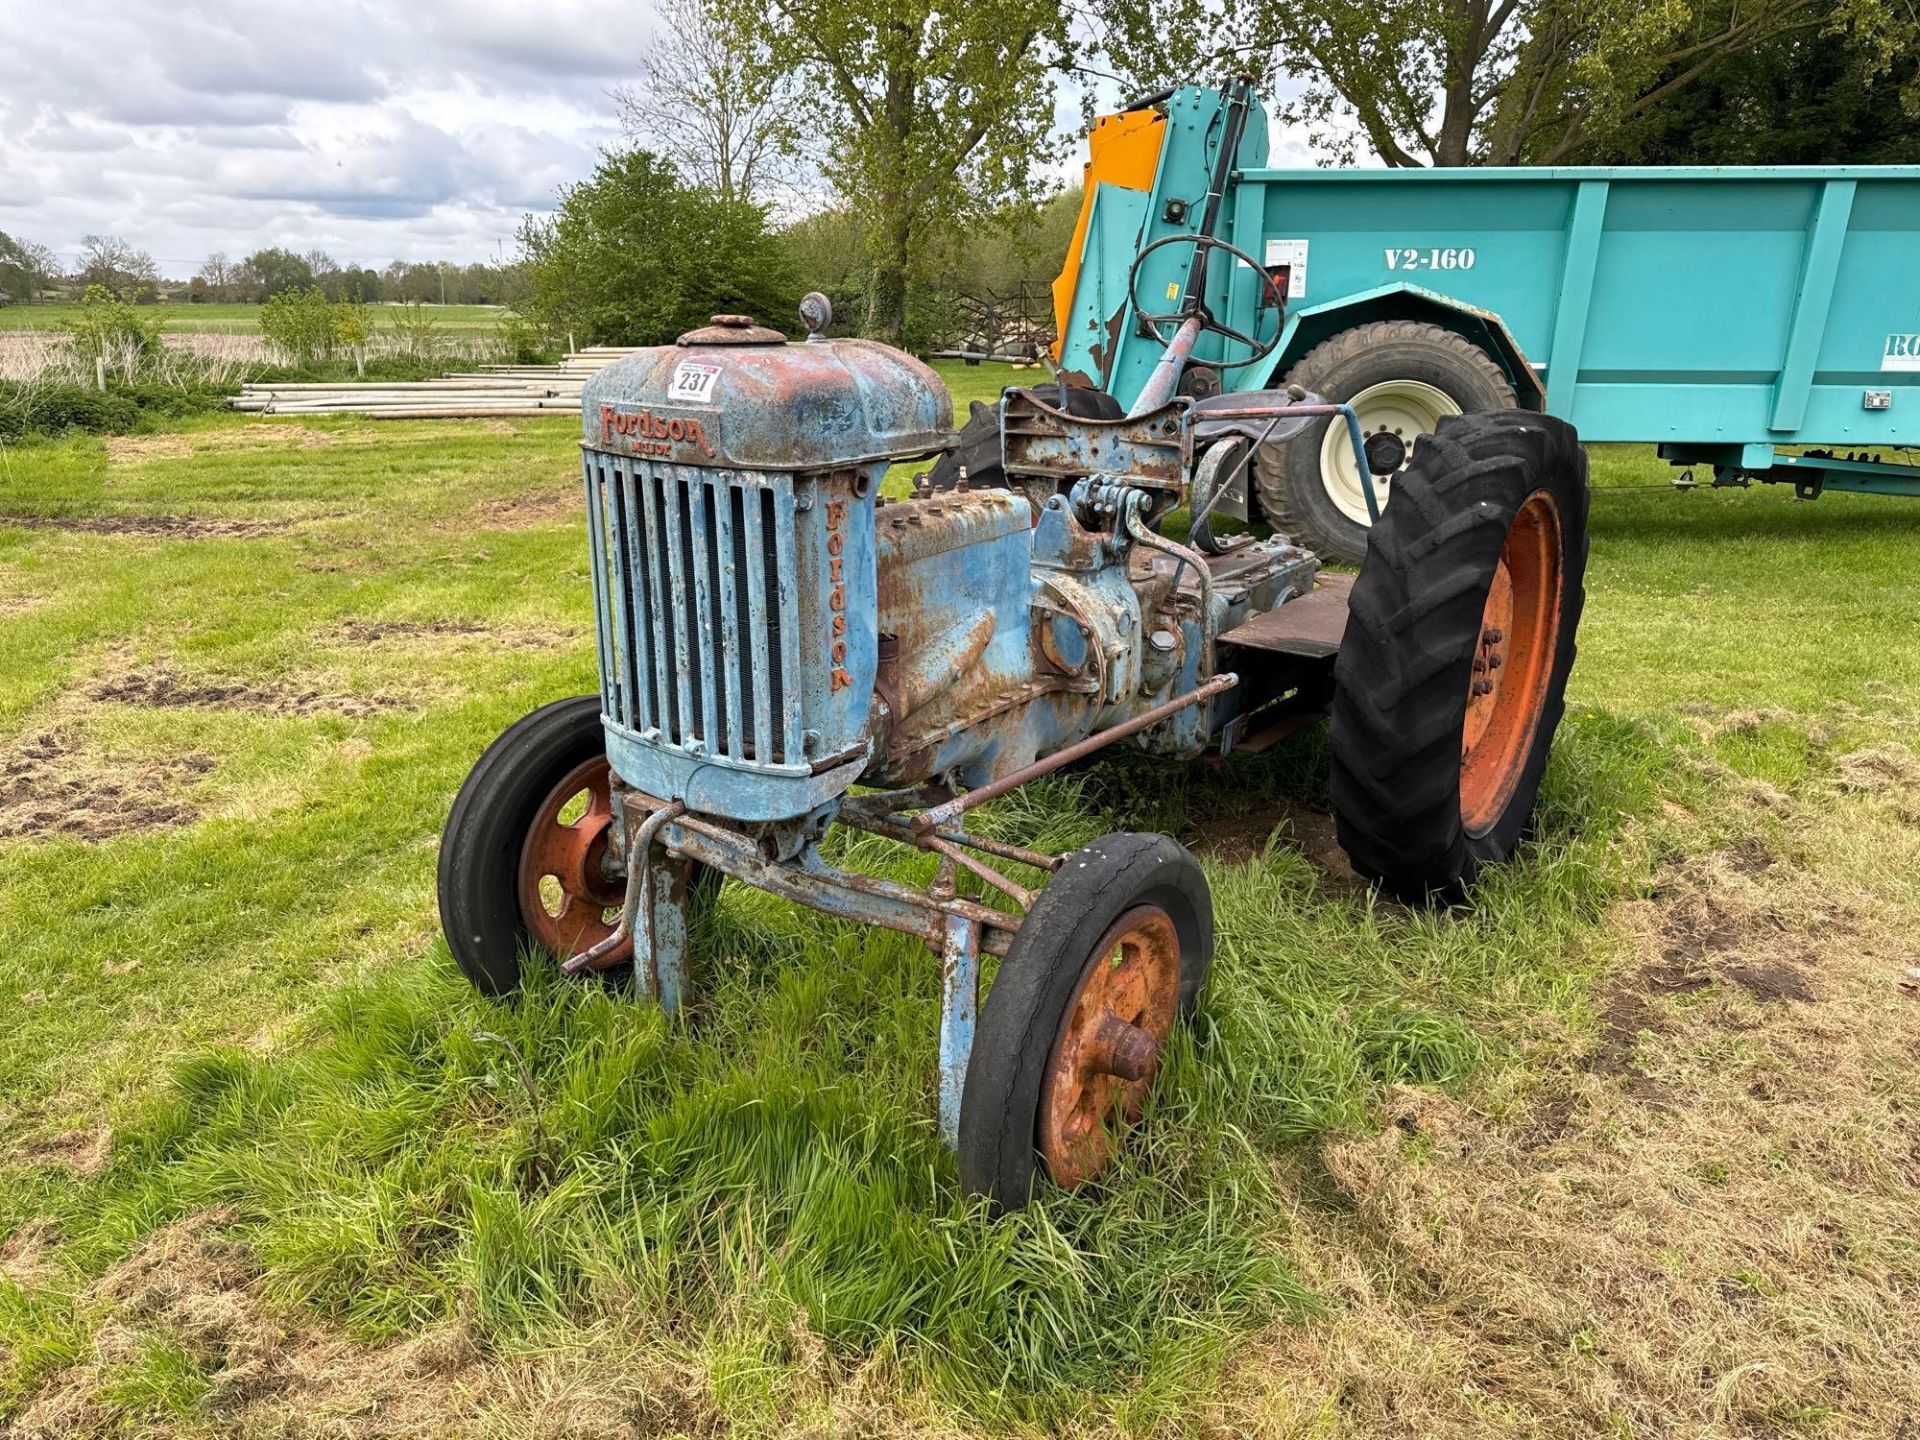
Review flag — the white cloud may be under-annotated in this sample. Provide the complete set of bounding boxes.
[0,0,1352,280]
[0,0,640,273]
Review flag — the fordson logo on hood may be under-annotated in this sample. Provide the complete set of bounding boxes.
[599,405,718,458]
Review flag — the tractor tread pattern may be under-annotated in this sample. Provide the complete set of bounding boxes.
[1329,408,1589,901]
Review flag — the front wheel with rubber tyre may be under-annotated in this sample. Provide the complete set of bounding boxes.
[1255,320,1517,564]
[956,832,1212,1209]
[1329,409,1589,902]
[438,695,709,997]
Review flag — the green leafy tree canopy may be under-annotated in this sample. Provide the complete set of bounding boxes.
[1094,0,1916,166]
[518,150,796,346]
[730,0,1071,345]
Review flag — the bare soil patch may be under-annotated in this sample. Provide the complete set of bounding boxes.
[1195,794,1365,888]
[469,485,583,530]
[13,1210,716,1439]
[20,1127,111,1176]
[90,669,405,719]
[327,618,568,650]
[0,1219,64,1290]
[0,514,284,539]
[1833,740,1920,799]
[0,731,212,842]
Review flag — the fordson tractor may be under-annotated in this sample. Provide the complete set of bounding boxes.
[439,83,1590,1208]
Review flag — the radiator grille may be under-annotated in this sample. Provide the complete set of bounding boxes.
[584,454,805,766]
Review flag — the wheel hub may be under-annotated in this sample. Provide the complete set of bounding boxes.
[1037,905,1182,1189]
[1317,378,1463,526]
[1364,430,1407,474]
[517,755,628,962]
[1460,491,1564,836]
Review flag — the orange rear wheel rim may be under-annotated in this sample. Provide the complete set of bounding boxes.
[1460,491,1563,836]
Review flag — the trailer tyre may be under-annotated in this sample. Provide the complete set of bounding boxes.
[438,695,711,996]
[957,832,1211,1209]
[1329,409,1588,902]
[1258,320,1516,564]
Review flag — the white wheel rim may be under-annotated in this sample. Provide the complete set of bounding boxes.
[1317,379,1462,526]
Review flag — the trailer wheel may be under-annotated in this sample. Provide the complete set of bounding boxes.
[1329,409,1588,902]
[957,833,1211,1208]
[438,695,710,996]
[1257,320,1516,564]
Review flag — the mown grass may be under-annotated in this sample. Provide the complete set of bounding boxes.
[0,302,512,335]
[1,365,1917,1433]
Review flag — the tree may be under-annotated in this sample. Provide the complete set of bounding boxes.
[196,253,238,302]
[336,265,384,303]
[303,250,344,300]
[239,248,316,301]
[260,287,338,364]
[79,235,159,300]
[518,149,795,346]
[67,284,161,369]
[731,0,1072,344]
[1093,0,1916,166]
[0,232,31,305]
[613,0,796,205]
[1577,21,1920,164]
[0,232,57,304]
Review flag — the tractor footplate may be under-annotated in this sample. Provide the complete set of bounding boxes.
[1219,571,1353,658]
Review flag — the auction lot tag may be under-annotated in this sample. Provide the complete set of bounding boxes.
[669,361,722,402]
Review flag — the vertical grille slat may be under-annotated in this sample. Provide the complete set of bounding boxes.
[687,476,722,752]
[614,466,647,730]
[772,486,805,763]
[582,459,619,722]
[587,459,801,771]
[605,464,637,727]
[715,482,744,760]
[660,477,696,744]
[619,462,653,734]
[638,468,675,737]
[741,487,775,763]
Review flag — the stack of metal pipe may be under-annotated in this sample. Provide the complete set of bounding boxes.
[228,348,637,419]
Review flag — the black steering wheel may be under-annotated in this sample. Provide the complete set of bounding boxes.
[1126,232,1286,368]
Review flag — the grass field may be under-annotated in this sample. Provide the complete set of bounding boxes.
[1,362,1916,1436]
[0,302,511,335]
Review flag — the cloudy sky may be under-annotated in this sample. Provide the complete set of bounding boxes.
[0,0,660,276]
[0,0,1326,280]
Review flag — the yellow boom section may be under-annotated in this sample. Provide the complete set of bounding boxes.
[1050,106,1167,361]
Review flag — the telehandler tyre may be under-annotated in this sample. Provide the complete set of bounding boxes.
[439,695,711,996]
[1256,320,1517,563]
[957,832,1211,1208]
[1329,409,1588,902]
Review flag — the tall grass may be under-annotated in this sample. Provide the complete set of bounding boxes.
[49,715,1673,1428]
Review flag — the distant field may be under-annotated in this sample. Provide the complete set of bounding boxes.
[0,302,510,335]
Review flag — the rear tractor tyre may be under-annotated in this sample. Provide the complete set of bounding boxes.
[957,832,1212,1209]
[1329,409,1588,902]
[438,695,711,996]
[1256,320,1517,564]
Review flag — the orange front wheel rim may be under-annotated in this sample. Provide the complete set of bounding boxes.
[1460,491,1564,836]
[517,756,628,962]
[1037,906,1182,1189]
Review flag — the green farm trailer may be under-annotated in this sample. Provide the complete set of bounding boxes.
[1050,86,1920,561]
